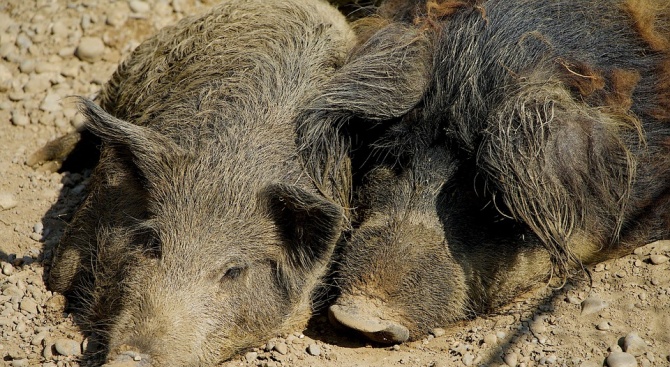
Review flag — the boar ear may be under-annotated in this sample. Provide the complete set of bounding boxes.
[77,98,180,178]
[312,23,431,120]
[262,183,344,273]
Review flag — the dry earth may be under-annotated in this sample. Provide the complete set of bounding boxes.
[0,1,669,366]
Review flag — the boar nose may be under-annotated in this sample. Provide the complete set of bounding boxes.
[328,299,410,344]
[103,348,153,367]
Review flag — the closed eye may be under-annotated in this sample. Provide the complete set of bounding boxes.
[221,266,244,282]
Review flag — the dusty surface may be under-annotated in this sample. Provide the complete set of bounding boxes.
[0,1,669,366]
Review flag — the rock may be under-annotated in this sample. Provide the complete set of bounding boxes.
[32,331,48,346]
[0,63,11,81]
[19,59,36,74]
[581,296,607,316]
[431,328,446,337]
[504,352,518,367]
[106,9,128,27]
[0,192,19,210]
[623,332,647,356]
[10,110,30,126]
[23,74,51,93]
[307,343,321,356]
[649,255,669,265]
[610,345,623,353]
[11,360,29,367]
[74,37,105,62]
[43,343,55,360]
[129,0,150,13]
[40,92,62,112]
[462,352,474,366]
[244,351,257,363]
[606,352,637,367]
[19,298,38,314]
[16,33,33,50]
[530,319,546,334]
[54,338,81,356]
[274,342,288,355]
[483,333,498,345]
[35,61,59,74]
[44,294,66,312]
[596,321,611,331]
[33,222,43,234]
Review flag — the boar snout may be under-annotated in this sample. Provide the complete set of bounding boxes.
[103,348,152,367]
[329,296,410,344]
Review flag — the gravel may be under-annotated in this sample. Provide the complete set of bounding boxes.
[1,1,669,367]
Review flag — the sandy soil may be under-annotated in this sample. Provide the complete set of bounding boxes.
[1,1,668,366]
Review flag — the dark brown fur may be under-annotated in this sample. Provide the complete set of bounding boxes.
[320,0,670,344]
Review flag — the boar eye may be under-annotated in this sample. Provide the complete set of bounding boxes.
[220,266,244,282]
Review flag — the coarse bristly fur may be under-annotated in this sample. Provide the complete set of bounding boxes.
[46,0,357,366]
[320,0,670,344]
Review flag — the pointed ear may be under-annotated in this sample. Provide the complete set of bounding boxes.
[262,183,344,273]
[77,98,181,179]
[312,22,431,120]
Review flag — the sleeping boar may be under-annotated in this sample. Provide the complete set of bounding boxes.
[46,0,357,365]
[322,0,670,343]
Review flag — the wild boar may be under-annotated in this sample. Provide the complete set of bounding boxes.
[46,0,357,365]
[322,0,670,343]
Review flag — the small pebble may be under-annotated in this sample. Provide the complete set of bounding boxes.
[483,333,498,345]
[40,92,62,112]
[54,338,81,356]
[610,345,623,353]
[129,0,151,13]
[2,263,14,276]
[106,9,128,27]
[74,37,105,62]
[431,328,446,337]
[19,298,38,314]
[11,110,30,126]
[606,352,637,367]
[504,352,518,367]
[306,343,321,356]
[33,222,44,234]
[581,296,607,316]
[43,343,54,359]
[649,255,669,265]
[0,192,19,209]
[596,321,611,331]
[19,59,36,74]
[623,332,647,356]
[244,351,257,363]
[462,352,474,366]
[11,359,29,367]
[273,342,288,355]
[530,319,546,334]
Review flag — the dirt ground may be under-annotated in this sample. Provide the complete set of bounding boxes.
[0,1,669,366]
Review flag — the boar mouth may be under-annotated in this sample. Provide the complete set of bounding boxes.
[328,303,410,344]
